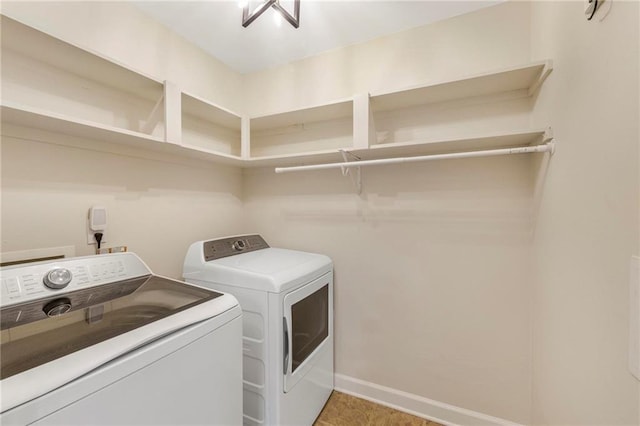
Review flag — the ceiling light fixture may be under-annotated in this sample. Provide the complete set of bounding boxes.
[273,9,283,27]
[242,0,300,28]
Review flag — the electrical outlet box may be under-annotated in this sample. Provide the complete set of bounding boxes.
[87,206,107,245]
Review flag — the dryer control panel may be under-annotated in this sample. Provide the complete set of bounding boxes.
[203,235,269,261]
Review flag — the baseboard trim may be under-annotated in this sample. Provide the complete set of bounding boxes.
[334,373,523,426]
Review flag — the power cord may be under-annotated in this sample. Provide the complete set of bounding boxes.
[587,0,598,20]
[94,232,103,250]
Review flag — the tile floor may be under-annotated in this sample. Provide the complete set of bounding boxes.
[313,391,443,426]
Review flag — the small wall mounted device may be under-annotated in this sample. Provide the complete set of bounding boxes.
[87,206,107,246]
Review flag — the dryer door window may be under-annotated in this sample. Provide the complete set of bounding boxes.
[291,284,328,372]
[283,271,333,393]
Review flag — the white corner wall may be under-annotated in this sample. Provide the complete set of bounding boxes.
[529,1,640,425]
[243,2,535,424]
[0,1,245,277]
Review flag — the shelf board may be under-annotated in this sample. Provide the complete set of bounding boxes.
[1,18,553,173]
[1,15,162,101]
[177,142,243,165]
[1,103,550,169]
[182,92,241,130]
[1,104,244,166]
[251,99,353,131]
[371,61,552,112]
[245,148,350,168]
[246,130,549,168]
[351,129,550,160]
[1,103,164,144]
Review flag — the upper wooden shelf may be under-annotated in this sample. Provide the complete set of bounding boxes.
[1,103,163,145]
[180,91,243,157]
[1,103,244,166]
[245,148,348,168]
[182,92,241,131]
[248,99,354,159]
[353,128,552,160]
[250,99,353,131]
[370,60,552,112]
[1,14,554,171]
[1,15,161,101]
[243,128,553,169]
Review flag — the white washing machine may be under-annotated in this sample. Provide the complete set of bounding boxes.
[183,235,334,426]
[1,252,242,425]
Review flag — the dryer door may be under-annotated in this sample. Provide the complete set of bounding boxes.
[282,271,332,393]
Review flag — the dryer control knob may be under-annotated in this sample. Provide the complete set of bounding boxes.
[232,240,246,251]
[43,268,73,289]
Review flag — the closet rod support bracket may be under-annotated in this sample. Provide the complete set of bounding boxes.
[542,127,555,155]
[339,149,362,194]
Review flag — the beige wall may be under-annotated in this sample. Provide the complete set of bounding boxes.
[1,131,243,277]
[243,2,534,423]
[530,1,640,425]
[0,1,245,278]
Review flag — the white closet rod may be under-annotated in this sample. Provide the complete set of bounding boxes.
[275,141,555,174]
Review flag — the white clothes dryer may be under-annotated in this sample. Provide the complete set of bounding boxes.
[1,252,242,425]
[183,235,334,426]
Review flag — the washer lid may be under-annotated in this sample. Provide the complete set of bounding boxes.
[184,245,332,293]
[0,273,240,413]
[0,275,223,381]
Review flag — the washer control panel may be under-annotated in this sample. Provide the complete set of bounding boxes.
[0,253,151,308]
[43,268,73,289]
[203,235,269,261]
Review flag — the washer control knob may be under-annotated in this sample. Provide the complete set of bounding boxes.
[43,298,72,317]
[43,268,73,289]
[232,240,246,251]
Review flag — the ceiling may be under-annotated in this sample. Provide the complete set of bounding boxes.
[132,1,501,74]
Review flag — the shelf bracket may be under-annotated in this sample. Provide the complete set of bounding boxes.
[141,92,164,135]
[339,149,362,195]
[528,60,553,97]
[542,126,555,155]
